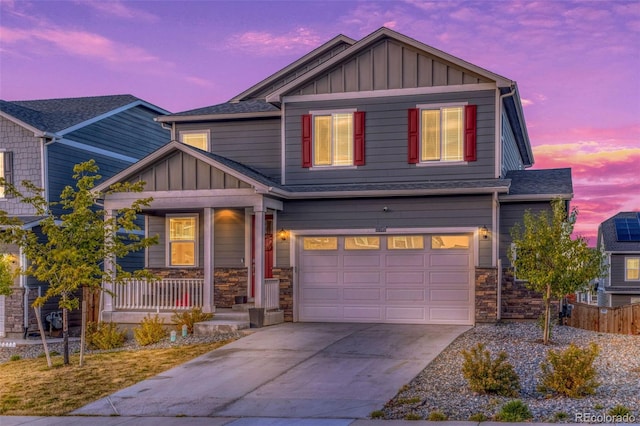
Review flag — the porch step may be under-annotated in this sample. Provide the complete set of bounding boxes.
[231,303,255,312]
[214,308,250,321]
[194,319,250,335]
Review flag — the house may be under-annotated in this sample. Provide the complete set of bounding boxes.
[94,27,573,327]
[0,95,170,338]
[595,212,640,307]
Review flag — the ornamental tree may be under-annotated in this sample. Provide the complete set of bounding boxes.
[0,160,157,365]
[508,199,606,344]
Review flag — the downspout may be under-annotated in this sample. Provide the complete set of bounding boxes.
[20,248,29,334]
[160,122,175,140]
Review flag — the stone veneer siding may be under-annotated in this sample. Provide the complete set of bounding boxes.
[2,287,41,338]
[475,268,498,322]
[273,267,293,322]
[501,269,550,319]
[214,268,248,308]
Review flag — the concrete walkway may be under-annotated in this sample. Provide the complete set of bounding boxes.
[72,322,469,419]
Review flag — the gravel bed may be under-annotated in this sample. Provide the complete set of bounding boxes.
[382,323,640,423]
[0,331,244,364]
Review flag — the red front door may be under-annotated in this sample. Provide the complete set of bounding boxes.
[251,215,273,297]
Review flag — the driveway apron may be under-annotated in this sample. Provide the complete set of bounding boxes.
[73,323,469,418]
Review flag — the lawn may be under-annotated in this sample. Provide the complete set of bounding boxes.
[0,340,233,415]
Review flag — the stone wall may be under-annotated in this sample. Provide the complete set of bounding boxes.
[214,268,248,308]
[273,267,293,322]
[501,269,549,319]
[475,268,498,323]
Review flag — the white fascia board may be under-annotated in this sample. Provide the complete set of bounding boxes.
[157,111,281,123]
[266,27,513,103]
[279,83,497,104]
[0,111,47,136]
[269,185,509,199]
[57,101,169,136]
[230,34,357,103]
[56,138,139,163]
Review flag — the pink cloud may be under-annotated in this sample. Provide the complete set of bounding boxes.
[224,27,323,56]
[76,0,159,22]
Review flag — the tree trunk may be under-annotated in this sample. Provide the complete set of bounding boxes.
[62,307,69,365]
[34,306,52,368]
[80,294,87,367]
[543,284,552,345]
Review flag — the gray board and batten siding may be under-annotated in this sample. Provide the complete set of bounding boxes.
[501,110,525,176]
[499,202,554,267]
[175,118,281,180]
[276,195,494,268]
[289,38,491,96]
[284,90,496,185]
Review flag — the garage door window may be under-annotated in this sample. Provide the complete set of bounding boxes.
[388,235,424,249]
[303,237,338,250]
[432,235,470,249]
[345,236,380,250]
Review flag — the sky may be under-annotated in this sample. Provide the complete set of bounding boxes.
[1,0,639,244]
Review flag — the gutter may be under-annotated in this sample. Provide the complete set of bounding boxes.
[264,184,511,199]
[499,193,574,202]
[156,111,281,123]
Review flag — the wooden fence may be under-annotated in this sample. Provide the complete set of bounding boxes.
[567,302,640,335]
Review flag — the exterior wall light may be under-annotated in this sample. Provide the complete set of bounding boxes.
[278,228,288,241]
[480,225,489,240]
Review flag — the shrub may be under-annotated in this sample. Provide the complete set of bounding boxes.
[495,400,533,422]
[404,412,422,420]
[9,354,21,362]
[608,405,631,416]
[461,343,520,397]
[537,343,600,398]
[370,410,384,419]
[171,307,213,334]
[86,321,126,350]
[469,412,489,422]
[427,411,448,421]
[133,314,167,346]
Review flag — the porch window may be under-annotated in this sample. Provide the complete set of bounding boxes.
[168,215,198,266]
[626,257,640,281]
[179,131,209,151]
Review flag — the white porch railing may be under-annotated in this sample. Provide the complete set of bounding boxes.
[114,278,204,311]
[264,278,280,310]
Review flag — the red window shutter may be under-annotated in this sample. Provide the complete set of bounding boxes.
[301,114,312,168]
[464,104,477,162]
[408,108,419,164]
[354,111,365,166]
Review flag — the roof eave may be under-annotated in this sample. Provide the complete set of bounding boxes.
[0,110,48,137]
[156,110,281,123]
[270,185,510,199]
[499,193,574,202]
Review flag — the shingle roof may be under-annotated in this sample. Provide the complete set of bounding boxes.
[599,211,640,252]
[168,99,279,117]
[504,168,573,196]
[0,94,153,133]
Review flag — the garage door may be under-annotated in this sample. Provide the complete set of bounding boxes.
[298,234,474,325]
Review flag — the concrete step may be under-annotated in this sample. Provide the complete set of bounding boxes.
[214,308,250,321]
[231,303,255,312]
[194,319,250,335]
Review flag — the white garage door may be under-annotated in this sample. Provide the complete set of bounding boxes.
[298,234,474,325]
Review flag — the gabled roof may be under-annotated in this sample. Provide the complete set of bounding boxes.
[599,211,640,253]
[500,168,573,201]
[0,95,170,135]
[157,99,280,122]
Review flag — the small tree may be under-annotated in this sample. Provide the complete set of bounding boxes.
[0,160,158,365]
[508,199,606,344]
[0,252,15,296]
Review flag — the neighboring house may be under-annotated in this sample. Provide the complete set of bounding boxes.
[95,27,573,326]
[596,212,640,307]
[0,95,170,338]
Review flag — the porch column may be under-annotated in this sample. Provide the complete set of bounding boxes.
[101,209,116,321]
[203,207,214,313]
[253,206,265,308]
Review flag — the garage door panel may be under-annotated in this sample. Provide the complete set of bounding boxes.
[343,288,381,301]
[386,306,426,321]
[301,287,340,301]
[301,305,341,320]
[302,271,339,284]
[343,271,382,284]
[429,307,472,323]
[303,255,340,267]
[430,288,470,302]
[343,254,382,267]
[429,271,470,284]
[386,289,425,302]
[385,254,424,267]
[386,271,425,285]
[343,306,383,321]
[429,253,470,267]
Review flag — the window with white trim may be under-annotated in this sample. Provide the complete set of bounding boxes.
[0,152,13,198]
[167,215,198,266]
[179,131,209,151]
[302,110,365,168]
[626,257,640,281]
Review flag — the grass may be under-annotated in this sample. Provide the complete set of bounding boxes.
[0,340,233,415]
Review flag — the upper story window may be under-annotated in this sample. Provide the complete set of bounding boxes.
[408,104,477,164]
[167,215,198,267]
[0,151,13,198]
[302,110,365,168]
[179,131,209,151]
[626,257,640,281]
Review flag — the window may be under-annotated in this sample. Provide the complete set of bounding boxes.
[167,215,197,266]
[408,104,476,164]
[0,151,13,198]
[431,235,470,249]
[345,236,380,250]
[388,236,424,249]
[626,257,640,281]
[179,131,209,151]
[302,111,365,168]
[303,237,338,250]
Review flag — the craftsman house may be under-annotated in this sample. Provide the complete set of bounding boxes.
[0,95,170,338]
[596,212,640,307]
[95,27,572,326]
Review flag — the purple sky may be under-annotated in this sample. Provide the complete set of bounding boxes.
[1,0,639,244]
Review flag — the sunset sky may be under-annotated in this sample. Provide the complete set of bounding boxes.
[1,0,638,244]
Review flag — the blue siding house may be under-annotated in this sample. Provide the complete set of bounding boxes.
[94,28,573,326]
[0,94,170,338]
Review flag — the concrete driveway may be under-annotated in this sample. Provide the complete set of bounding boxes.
[74,322,469,419]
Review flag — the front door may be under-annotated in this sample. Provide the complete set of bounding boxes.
[251,215,274,297]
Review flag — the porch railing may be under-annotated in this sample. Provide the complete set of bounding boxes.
[264,278,280,310]
[114,278,204,311]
